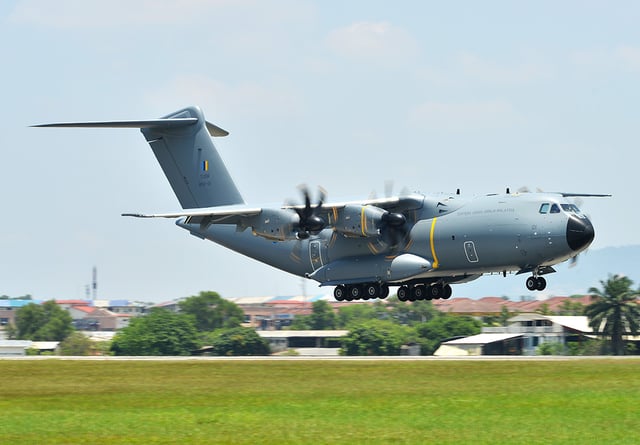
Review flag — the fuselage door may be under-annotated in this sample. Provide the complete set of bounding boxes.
[464,241,479,263]
[309,240,324,271]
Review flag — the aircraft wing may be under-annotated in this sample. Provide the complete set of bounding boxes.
[123,206,262,225]
[123,195,423,241]
[284,194,422,215]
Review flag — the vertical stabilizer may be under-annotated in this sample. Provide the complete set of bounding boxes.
[140,106,244,209]
[33,105,244,209]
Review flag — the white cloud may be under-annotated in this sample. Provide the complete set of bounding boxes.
[614,45,640,72]
[408,100,523,132]
[326,21,419,65]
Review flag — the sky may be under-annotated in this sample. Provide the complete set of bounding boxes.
[0,1,638,302]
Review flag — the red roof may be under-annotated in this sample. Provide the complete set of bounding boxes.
[71,305,95,314]
[56,299,92,306]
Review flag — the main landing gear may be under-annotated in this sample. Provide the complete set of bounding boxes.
[397,283,452,302]
[525,276,547,291]
[333,283,390,301]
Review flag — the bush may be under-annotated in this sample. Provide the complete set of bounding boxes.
[205,327,270,356]
[340,320,412,356]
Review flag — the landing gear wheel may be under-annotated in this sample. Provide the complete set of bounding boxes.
[536,277,547,291]
[526,276,537,291]
[397,286,409,302]
[334,285,346,301]
[429,284,443,299]
[380,284,390,299]
[348,285,363,300]
[442,284,453,299]
[365,283,380,299]
[411,286,425,301]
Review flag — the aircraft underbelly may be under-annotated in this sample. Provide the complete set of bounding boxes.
[180,223,314,277]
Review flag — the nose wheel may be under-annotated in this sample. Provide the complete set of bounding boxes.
[526,276,547,291]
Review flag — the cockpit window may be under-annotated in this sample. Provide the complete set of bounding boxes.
[550,204,560,213]
[539,203,550,214]
[561,204,582,214]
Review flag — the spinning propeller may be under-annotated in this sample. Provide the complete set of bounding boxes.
[291,186,327,239]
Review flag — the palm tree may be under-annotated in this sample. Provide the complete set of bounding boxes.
[585,275,640,355]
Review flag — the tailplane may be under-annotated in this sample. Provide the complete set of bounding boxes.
[33,106,244,209]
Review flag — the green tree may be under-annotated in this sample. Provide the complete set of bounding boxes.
[15,301,74,341]
[341,320,413,356]
[59,332,92,356]
[111,308,199,356]
[558,299,585,316]
[499,305,512,326]
[415,313,482,355]
[585,275,640,355]
[289,315,312,330]
[336,303,383,328]
[178,291,244,331]
[290,300,338,330]
[536,303,552,315]
[309,300,337,329]
[387,298,439,325]
[204,327,270,356]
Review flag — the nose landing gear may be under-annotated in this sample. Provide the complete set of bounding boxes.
[525,276,547,291]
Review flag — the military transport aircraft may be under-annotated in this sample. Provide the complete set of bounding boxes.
[34,106,609,302]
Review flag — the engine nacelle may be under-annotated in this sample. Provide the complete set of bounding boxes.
[249,209,298,241]
[333,205,387,237]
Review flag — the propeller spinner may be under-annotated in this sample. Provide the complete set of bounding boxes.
[293,186,327,239]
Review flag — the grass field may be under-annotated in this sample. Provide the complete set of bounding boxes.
[1,358,639,444]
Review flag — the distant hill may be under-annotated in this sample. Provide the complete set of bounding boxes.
[457,245,640,300]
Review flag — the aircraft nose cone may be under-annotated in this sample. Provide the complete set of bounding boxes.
[566,216,595,252]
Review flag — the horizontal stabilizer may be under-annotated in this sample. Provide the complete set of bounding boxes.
[32,118,228,137]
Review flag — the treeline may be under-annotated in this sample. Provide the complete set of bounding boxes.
[8,292,270,356]
[291,299,481,355]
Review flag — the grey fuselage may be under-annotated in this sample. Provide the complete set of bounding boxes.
[178,191,594,287]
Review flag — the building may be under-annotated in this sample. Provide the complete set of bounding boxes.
[0,340,32,356]
[0,299,41,328]
[238,297,357,330]
[95,299,147,316]
[437,313,594,356]
[435,333,524,356]
[257,330,348,354]
[0,340,59,356]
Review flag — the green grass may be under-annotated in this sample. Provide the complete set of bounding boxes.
[1,359,639,444]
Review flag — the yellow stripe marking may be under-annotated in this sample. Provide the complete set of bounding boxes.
[361,206,367,236]
[429,218,439,269]
[367,241,381,255]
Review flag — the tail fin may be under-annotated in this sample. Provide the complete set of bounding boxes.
[140,106,243,208]
[33,106,244,209]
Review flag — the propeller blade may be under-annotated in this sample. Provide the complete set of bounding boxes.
[292,185,327,237]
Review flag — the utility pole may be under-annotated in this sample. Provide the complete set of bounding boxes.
[92,266,97,301]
